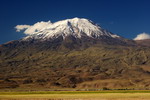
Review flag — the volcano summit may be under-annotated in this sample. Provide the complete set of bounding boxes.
[17,18,120,41]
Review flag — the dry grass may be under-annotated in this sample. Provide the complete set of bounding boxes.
[0,93,150,100]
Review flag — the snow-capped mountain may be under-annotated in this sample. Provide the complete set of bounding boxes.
[22,18,120,41]
[1,18,147,89]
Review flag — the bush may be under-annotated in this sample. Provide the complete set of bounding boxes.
[23,79,33,84]
[102,87,110,90]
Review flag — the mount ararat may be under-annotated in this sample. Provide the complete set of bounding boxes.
[0,18,150,89]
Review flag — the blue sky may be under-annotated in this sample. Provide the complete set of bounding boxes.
[0,0,150,44]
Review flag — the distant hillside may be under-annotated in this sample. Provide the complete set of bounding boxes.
[136,39,150,47]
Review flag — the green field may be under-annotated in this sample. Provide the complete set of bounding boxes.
[0,90,150,100]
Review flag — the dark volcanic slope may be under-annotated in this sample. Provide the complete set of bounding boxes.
[135,39,150,47]
[0,38,150,89]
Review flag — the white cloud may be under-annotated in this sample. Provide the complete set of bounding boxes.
[15,25,31,32]
[134,33,150,40]
[15,21,52,35]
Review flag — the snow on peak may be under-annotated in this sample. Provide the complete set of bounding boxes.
[15,18,120,40]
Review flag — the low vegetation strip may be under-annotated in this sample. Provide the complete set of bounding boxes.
[0,90,150,95]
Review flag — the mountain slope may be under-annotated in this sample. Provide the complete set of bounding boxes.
[1,43,150,89]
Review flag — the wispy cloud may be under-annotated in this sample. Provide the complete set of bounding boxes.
[134,32,150,40]
[15,25,31,32]
[15,21,52,35]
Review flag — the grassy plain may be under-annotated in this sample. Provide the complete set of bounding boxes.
[0,90,150,100]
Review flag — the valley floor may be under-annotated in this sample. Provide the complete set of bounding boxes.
[0,91,150,100]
